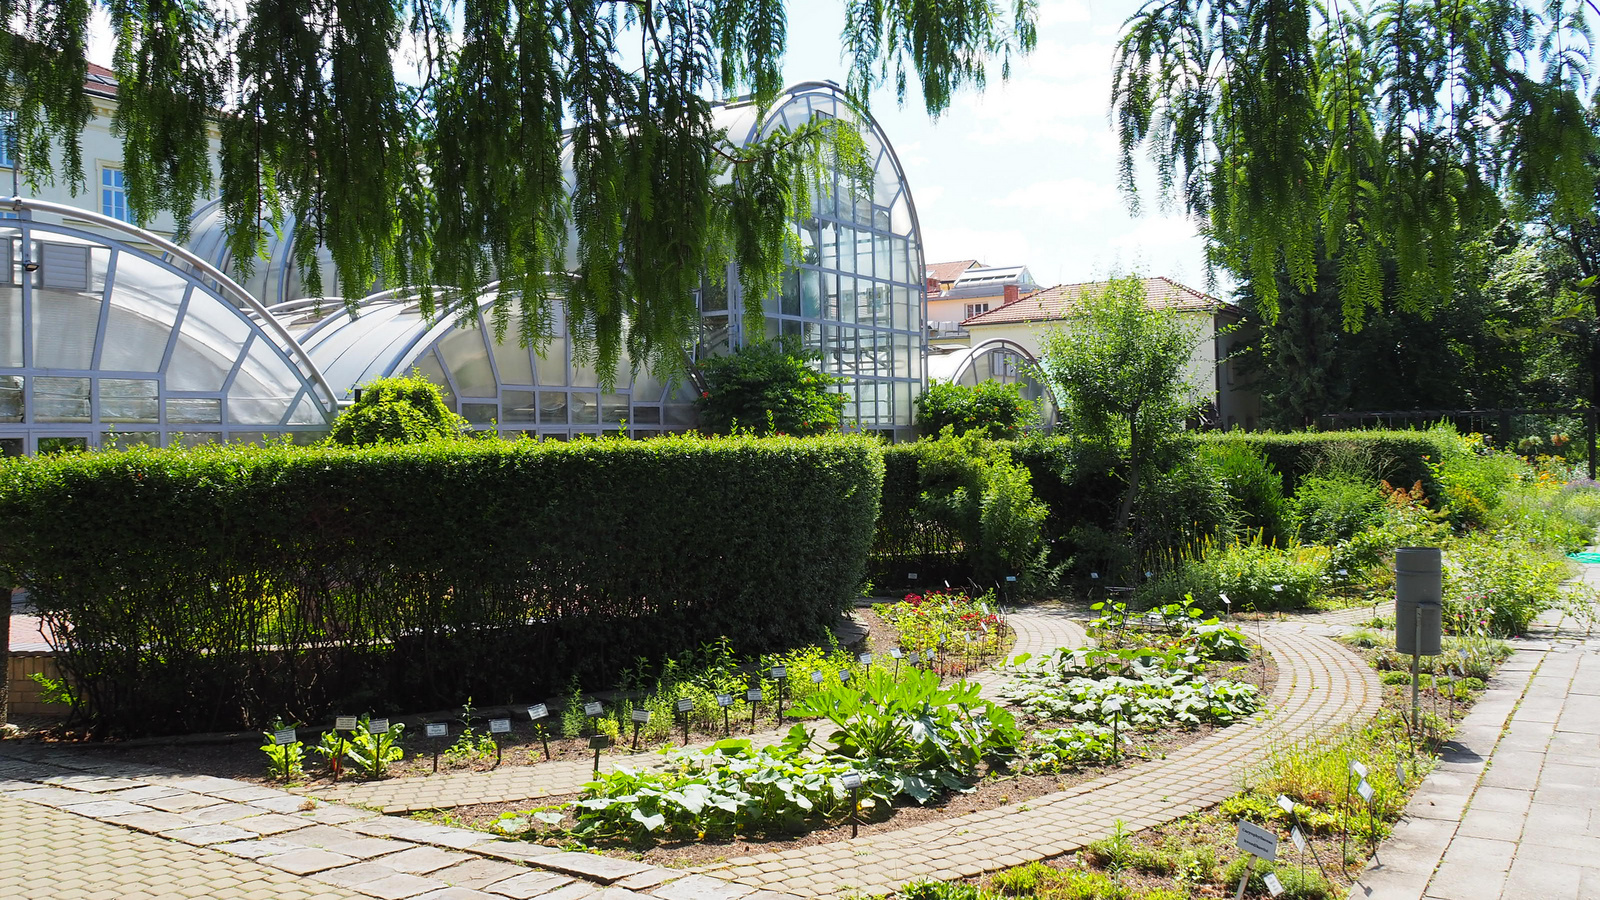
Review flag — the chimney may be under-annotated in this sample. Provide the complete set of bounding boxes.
[926,276,941,296]
[1003,283,1020,305]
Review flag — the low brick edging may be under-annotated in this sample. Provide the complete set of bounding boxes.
[7,651,69,718]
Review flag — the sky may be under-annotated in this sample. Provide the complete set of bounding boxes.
[780,0,1214,291]
[85,0,1212,294]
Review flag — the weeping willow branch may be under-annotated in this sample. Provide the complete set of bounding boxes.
[1,0,1034,380]
[1113,0,1600,329]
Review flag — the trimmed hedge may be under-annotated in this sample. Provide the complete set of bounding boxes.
[0,435,882,735]
[1194,430,1453,496]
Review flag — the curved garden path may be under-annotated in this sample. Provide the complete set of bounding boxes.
[695,618,1381,897]
[0,605,1377,900]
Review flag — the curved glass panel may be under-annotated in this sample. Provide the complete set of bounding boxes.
[0,215,336,452]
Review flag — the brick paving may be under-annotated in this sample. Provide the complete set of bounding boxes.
[693,622,1381,896]
[0,602,1377,899]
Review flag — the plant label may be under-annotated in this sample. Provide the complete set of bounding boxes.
[584,701,603,717]
[588,735,609,750]
[1005,576,1016,582]
[1090,572,1099,579]
[746,688,763,702]
[1337,568,1349,576]
[889,648,903,659]
[369,718,390,734]
[716,693,734,708]
[1235,820,1278,861]
[489,718,511,734]
[527,704,548,720]
[1144,571,1153,579]
[907,572,918,579]
[1276,794,1295,814]
[858,652,872,665]
[840,670,852,682]
[1291,827,1306,853]
[770,666,787,680]
[273,728,297,746]
[676,698,694,713]
[1358,779,1374,802]
[1263,872,1284,897]
[1396,761,1407,785]
[1272,584,1284,592]
[1220,592,1231,607]
[631,709,651,723]
[334,716,357,731]
[1350,760,1369,778]
[812,671,825,684]
[840,772,863,790]
[425,722,448,738]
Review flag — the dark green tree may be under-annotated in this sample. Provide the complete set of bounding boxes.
[2,0,1036,381]
[694,338,845,436]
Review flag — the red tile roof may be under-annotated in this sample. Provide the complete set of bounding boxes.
[925,259,983,285]
[961,276,1231,326]
[85,61,118,98]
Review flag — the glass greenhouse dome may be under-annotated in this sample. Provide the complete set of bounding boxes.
[0,198,338,456]
[185,81,930,441]
[0,82,928,453]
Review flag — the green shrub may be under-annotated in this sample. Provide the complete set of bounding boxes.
[328,374,470,445]
[873,431,1057,594]
[694,338,846,436]
[1140,540,1328,612]
[1290,473,1386,544]
[915,380,1041,440]
[0,434,882,735]
[1199,441,1290,545]
[1443,532,1582,635]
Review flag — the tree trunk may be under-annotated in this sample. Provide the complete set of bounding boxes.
[1115,417,1141,534]
[1,587,11,728]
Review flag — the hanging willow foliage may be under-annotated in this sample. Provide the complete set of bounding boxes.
[1113,0,1600,329]
[1,0,1035,376]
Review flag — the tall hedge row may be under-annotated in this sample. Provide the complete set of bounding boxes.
[0,435,883,735]
[1193,430,1454,495]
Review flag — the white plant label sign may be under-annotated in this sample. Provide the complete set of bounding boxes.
[489,718,511,734]
[1264,872,1284,897]
[584,702,603,717]
[527,704,548,720]
[425,722,447,738]
[273,728,297,746]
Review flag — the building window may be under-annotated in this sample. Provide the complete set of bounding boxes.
[964,302,990,319]
[101,167,131,222]
[0,114,12,169]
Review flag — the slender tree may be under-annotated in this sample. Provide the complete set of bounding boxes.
[1036,275,1203,533]
[1,0,1038,378]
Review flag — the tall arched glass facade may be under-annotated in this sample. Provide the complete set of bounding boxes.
[710,84,926,437]
[0,202,338,456]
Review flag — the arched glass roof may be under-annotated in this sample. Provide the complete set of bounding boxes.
[183,199,343,309]
[928,338,1057,424]
[171,82,928,441]
[293,288,677,439]
[0,198,338,456]
[708,82,928,437]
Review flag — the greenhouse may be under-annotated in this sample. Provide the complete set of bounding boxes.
[0,199,339,456]
[0,82,927,452]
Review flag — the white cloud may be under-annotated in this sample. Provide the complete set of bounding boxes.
[992,178,1119,225]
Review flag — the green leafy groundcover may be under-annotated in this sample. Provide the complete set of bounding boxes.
[0,435,883,736]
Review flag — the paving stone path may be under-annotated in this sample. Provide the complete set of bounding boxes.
[0,603,1373,899]
[692,622,1381,897]
[1353,567,1600,900]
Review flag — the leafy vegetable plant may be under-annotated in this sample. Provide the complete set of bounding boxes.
[344,716,405,779]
